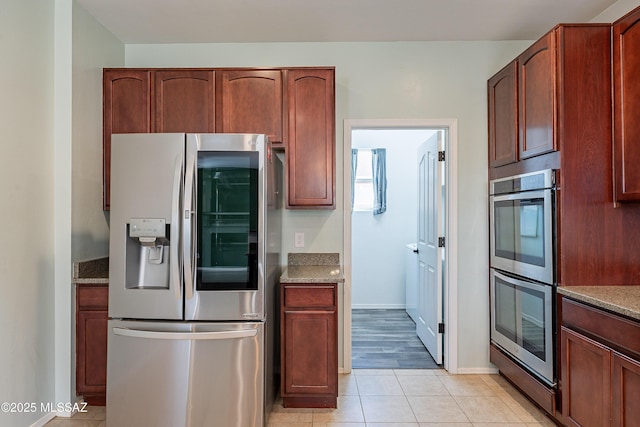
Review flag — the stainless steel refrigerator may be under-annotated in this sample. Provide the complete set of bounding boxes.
[106,133,282,427]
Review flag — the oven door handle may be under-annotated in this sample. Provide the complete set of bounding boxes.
[492,269,553,292]
[491,189,549,202]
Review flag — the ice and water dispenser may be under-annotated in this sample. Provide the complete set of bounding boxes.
[125,218,171,289]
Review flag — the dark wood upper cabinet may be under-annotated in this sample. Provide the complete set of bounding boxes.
[286,68,336,209]
[218,69,283,147]
[613,7,640,202]
[488,60,518,167]
[518,31,556,160]
[103,69,151,210]
[154,70,215,133]
[103,67,335,211]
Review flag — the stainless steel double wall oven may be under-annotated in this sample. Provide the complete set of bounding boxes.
[489,169,557,386]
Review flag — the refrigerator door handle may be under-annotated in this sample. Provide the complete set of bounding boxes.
[112,327,257,341]
[183,151,196,301]
[171,154,183,301]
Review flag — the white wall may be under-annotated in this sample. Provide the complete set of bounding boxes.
[72,3,123,261]
[125,40,531,371]
[351,129,434,308]
[0,0,56,425]
[591,0,640,21]
[65,0,124,405]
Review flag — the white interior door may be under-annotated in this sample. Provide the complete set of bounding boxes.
[416,132,444,364]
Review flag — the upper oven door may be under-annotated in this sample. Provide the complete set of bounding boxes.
[490,188,554,284]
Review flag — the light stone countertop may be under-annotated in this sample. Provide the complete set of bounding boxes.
[280,252,344,283]
[73,257,109,285]
[558,286,640,321]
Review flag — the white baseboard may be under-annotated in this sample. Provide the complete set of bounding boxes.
[351,304,405,309]
[29,399,87,426]
[29,412,56,427]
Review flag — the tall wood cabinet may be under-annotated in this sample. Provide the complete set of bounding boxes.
[488,24,640,287]
[103,67,335,210]
[613,7,640,202]
[280,283,338,408]
[560,297,640,427]
[76,284,108,405]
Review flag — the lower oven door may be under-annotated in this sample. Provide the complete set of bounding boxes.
[490,269,555,386]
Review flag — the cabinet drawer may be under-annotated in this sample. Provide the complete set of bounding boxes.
[77,285,108,310]
[283,284,336,309]
[562,298,640,359]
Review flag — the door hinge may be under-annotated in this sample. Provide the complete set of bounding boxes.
[438,323,445,334]
[438,237,445,247]
[438,151,445,161]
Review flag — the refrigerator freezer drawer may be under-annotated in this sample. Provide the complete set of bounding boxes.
[107,320,264,427]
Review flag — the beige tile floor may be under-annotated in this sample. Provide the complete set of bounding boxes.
[44,405,105,426]
[45,369,558,427]
[269,369,558,427]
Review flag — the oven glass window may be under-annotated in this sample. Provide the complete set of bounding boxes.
[196,151,259,291]
[494,198,546,267]
[493,274,548,362]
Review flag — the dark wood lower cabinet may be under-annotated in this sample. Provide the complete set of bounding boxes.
[612,352,640,427]
[76,284,108,406]
[280,283,337,408]
[561,327,611,427]
[561,296,640,427]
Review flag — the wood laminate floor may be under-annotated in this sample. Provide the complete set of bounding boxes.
[352,309,440,369]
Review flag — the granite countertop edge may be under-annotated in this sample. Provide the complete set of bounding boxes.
[73,257,109,285]
[558,285,640,321]
[280,253,344,284]
[280,265,345,284]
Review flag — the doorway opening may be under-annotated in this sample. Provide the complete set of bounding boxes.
[342,119,459,374]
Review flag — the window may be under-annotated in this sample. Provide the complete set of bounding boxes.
[353,149,374,211]
[352,148,386,214]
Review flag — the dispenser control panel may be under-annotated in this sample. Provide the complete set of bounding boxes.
[129,218,166,238]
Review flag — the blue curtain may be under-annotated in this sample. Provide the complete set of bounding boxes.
[371,148,387,215]
[351,149,358,211]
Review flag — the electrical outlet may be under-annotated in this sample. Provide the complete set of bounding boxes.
[294,232,305,248]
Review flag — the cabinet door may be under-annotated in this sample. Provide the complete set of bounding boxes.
[612,352,640,427]
[154,70,215,133]
[561,326,611,427]
[286,69,335,209]
[518,31,556,160]
[219,70,283,146]
[613,9,640,202]
[103,70,151,210]
[76,310,108,396]
[488,61,518,168]
[283,310,337,396]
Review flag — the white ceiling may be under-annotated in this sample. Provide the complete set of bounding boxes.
[76,0,618,44]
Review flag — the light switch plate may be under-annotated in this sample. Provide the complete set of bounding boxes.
[294,232,305,248]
